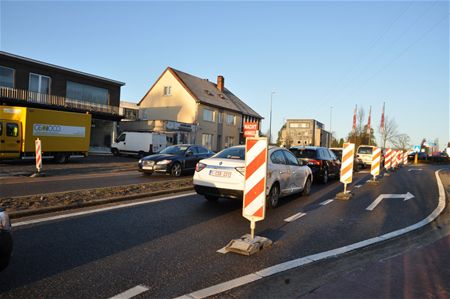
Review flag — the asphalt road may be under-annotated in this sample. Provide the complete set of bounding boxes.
[0,164,443,299]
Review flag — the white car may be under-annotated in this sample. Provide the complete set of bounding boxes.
[193,145,313,208]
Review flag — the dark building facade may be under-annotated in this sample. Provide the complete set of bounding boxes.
[0,51,125,151]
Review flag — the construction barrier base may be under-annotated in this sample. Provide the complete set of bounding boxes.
[30,172,46,178]
[367,179,380,185]
[224,234,272,256]
[336,192,353,200]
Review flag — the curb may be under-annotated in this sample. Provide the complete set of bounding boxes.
[9,186,194,219]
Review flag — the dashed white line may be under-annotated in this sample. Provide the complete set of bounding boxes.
[13,192,196,227]
[320,199,334,206]
[177,169,446,299]
[109,285,149,299]
[284,212,306,222]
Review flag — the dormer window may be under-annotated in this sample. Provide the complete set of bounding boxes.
[163,86,172,96]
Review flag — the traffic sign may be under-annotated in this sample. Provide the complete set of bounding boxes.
[243,122,259,138]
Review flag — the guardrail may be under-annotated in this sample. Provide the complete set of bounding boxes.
[0,87,120,115]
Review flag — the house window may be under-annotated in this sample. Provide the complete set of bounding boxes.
[226,114,235,125]
[225,136,234,148]
[203,109,214,122]
[163,86,172,96]
[0,66,14,88]
[202,133,213,150]
[29,73,51,94]
[218,112,223,123]
[66,81,109,105]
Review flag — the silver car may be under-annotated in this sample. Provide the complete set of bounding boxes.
[194,146,313,208]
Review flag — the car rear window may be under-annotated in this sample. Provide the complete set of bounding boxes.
[358,147,373,154]
[290,148,317,159]
[213,147,245,160]
[331,150,342,160]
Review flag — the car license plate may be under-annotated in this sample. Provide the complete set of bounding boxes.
[142,166,153,170]
[209,170,231,178]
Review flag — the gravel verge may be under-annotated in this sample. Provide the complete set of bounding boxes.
[1,178,194,218]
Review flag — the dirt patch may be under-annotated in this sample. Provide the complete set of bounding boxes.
[1,178,193,213]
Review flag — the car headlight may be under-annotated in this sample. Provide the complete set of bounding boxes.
[0,209,11,231]
[138,159,142,164]
[156,159,172,165]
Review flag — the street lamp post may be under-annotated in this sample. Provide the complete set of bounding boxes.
[269,92,275,144]
[329,106,333,147]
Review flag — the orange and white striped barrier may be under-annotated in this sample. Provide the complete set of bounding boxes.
[392,150,399,169]
[397,150,403,166]
[384,148,393,170]
[243,137,268,239]
[35,138,42,173]
[371,147,381,179]
[340,143,355,194]
[403,151,408,165]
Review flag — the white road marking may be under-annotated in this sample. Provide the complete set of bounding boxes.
[110,285,149,299]
[408,169,423,172]
[13,192,196,227]
[284,212,306,222]
[366,192,415,211]
[359,170,370,173]
[177,170,446,299]
[320,199,334,206]
[353,185,363,189]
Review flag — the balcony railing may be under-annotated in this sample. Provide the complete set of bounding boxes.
[0,87,120,115]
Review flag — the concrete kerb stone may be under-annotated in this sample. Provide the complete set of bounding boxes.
[9,186,194,219]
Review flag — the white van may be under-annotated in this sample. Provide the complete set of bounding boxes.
[356,145,376,167]
[111,131,167,157]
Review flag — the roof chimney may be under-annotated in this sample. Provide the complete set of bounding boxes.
[217,75,224,92]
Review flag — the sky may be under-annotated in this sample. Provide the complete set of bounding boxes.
[1,0,449,148]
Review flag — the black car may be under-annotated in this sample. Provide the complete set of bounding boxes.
[408,151,428,161]
[289,146,341,184]
[0,208,12,271]
[330,147,363,172]
[138,144,214,177]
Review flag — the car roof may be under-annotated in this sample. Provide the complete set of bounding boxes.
[289,146,323,150]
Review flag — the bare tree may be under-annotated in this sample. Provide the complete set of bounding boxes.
[392,134,411,150]
[379,116,398,148]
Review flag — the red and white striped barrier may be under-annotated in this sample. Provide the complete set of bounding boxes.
[371,147,381,178]
[392,150,399,168]
[397,150,403,166]
[243,137,268,238]
[403,151,408,165]
[35,138,42,173]
[340,143,355,185]
[384,148,393,169]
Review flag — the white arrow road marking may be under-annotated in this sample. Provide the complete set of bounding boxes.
[109,285,149,299]
[408,169,423,172]
[354,185,363,189]
[366,192,415,211]
[320,199,334,206]
[284,212,306,222]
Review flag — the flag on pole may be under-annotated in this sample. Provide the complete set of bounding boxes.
[380,102,385,133]
[352,105,357,133]
[367,106,372,135]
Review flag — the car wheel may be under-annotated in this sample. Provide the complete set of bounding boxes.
[111,148,119,156]
[205,195,218,201]
[301,176,312,196]
[170,162,182,177]
[138,151,146,158]
[267,184,280,209]
[53,153,68,164]
[322,169,328,184]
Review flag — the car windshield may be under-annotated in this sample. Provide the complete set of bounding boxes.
[290,148,317,159]
[159,145,189,155]
[358,147,373,154]
[213,147,245,160]
[331,149,342,160]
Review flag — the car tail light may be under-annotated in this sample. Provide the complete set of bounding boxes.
[235,167,245,176]
[195,162,207,172]
[307,159,321,166]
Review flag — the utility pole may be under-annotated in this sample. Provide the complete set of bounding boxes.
[329,106,333,147]
[269,91,275,144]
